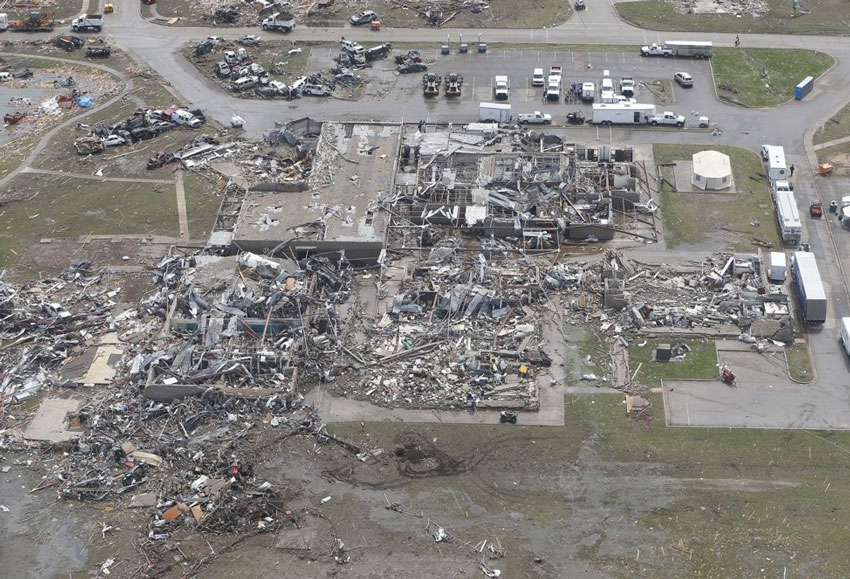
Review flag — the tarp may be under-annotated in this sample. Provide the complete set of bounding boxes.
[77,95,94,108]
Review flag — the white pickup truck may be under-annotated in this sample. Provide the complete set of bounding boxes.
[648,111,685,127]
[640,43,673,57]
[517,111,552,125]
[494,75,510,100]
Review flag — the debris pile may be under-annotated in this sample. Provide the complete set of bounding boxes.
[593,249,792,341]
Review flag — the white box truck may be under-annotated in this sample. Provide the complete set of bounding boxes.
[775,189,802,246]
[479,102,511,123]
[762,145,788,181]
[767,251,787,283]
[840,317,850,356]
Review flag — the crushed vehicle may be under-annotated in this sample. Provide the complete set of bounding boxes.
[350,10,379,25]
[398,62,427,74]
[215,61,231,77]
[147,150,175,169]
[213,8,240,23]
[86,46,111,58]
[4,112,25,125]
[195,39,214,56]
[101,134,126,146]
[74,134,105,154]
[11,11,54,31]
[364,42,392,61]
[56,35,83,51]
[12,68,33,79]
[238,35,262,46]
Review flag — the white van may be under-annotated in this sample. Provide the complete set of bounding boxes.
[767,252,787,283]
[600,77,614,92]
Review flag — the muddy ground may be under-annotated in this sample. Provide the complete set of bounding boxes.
[8,393,850,578]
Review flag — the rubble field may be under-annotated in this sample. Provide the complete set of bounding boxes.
[155,0,569,29]
[1,0,85,21]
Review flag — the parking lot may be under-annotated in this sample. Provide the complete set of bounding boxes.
[309,45,719,124]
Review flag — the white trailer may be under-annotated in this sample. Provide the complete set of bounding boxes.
[792,251,827,324]
[767,251,787,284]
[479,102,511,123]
[775,189,802,246]
[665,40,713,58]
[763,145,788,181]
[840,317,850,356]
[592,103,656,125]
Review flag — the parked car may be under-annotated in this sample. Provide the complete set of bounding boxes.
[674,71,693,88]
[102,134,126,147]
[215,62,231,77]
[238,35,261,46]
[350,10,378,25]
[131,127,154,141]
[195,39,214,56]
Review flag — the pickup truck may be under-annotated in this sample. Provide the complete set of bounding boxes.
[517,112,552,125]
[648,111,685,127]
[640,43,673,57]
[494,75,509,100]
[71,14,102,32]
[532,68,545,87]
[620,77,635,97]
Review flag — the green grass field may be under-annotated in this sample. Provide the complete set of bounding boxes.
[713,48,833,107]
[654,144,780,250]
[629,339,718,387]
[616,0,850,36]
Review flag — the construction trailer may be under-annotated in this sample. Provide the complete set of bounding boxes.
[792,251,826,324]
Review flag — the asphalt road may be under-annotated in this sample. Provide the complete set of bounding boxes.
[42,0,850,427]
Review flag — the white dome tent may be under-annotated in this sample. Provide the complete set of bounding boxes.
[691,150,732,191]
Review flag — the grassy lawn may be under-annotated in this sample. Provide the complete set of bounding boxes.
[786,344,814,382]
[616,0,850,35]
[0,175,177,267]
[813,101,850,146]
[571,393,850,576]
[629,339,718,387]
[182,172,222,239]
[654,144,780,251]
[713,48,833,107]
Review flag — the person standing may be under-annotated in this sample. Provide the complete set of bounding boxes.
[790,164,795,177]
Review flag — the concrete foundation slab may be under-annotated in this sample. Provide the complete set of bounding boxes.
[24,398,82,442]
